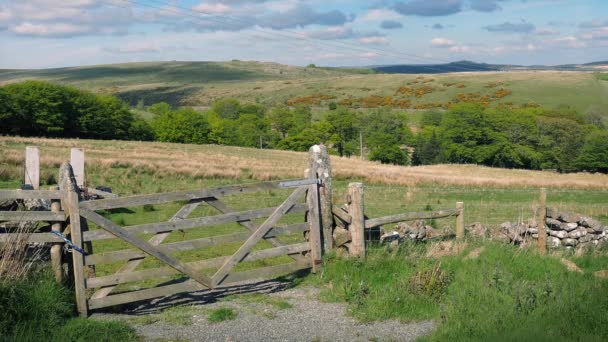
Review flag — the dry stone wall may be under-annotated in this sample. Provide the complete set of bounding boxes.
[502,208,607,249]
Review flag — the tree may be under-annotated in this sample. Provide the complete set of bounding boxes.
[152,108,210,144]
[369,134,409,165]
[149,102,172,116]
[211,98,241,120]
[574,130,608,172]
[439,103,502,164]
[420,111,443,127]
[412,129,442,165]
[326,107,359,157]
[267,106,295,138]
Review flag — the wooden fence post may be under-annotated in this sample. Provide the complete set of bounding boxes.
[456,202,464,240]
[50,186,63,283]
[60,162,88,317]
[348,183,365,258]
[537,188,547,255]
[309,145,333,250]
[305,169,323,272]
[70,148,85,189]
[24,146,40,189]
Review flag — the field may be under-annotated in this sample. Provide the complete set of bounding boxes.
[1,61,608,119]
[2,136,608,228]
[2,136,608,340]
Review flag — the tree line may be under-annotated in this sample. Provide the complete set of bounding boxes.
[1,81,606,173]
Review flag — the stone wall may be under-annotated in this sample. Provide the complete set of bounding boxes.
[502,208,607,249]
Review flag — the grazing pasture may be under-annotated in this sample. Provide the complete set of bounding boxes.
[1,62,607,117]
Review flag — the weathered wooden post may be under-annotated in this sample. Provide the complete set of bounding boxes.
[305,169,323,272]
[60,162,88,317]
[347,183,365,258]
[309,145,333,250]
[24,146,40,189]
[50,186,63,283]
[70,148,85,189]
[456,202,464,240]
[537,188,547,255]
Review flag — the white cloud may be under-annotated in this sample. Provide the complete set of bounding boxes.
[359,52,379,58]
[359,36,389,45]
[105,42,160,54]
[11,22,91,36]
[357,9,402,22]
[192,3,232,15]
[430,37,456,47]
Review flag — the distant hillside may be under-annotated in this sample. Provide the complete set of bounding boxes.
[373,60,608,74]
[0,60,607,115]
[0,60,352,85]
[373,61,505,74]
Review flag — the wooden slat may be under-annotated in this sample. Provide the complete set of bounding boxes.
[80,209,213,288]
[332,205,352,224]
[60,162,88,317]
[83,204,306,241]
[85,223,308,265]
[211,186,307,286]
[306,169,322,272]
[85,187,118,199]
[86,243,310,288]
[0,211,66,222]
[87,261,310,310]
[91,199,203,300]
[79,181,290,210]
[364,209,459,229]
[0,232,63,244]
[0,190,64,200]
[204,197,309,264]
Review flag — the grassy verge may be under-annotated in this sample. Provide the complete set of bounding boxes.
[309,242,608,341]
[0,270,137,342]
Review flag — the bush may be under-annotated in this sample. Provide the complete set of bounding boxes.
[369,143,409,165]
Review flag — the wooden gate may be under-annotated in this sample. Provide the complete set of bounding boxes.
[66,173,323,316]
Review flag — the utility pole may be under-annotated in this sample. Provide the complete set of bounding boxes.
[359,131,363,159]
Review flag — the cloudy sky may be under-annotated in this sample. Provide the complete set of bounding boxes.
[1,0,607,69]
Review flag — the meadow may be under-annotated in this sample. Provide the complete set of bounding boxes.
[1,62,607,119]
[2,136,608,341]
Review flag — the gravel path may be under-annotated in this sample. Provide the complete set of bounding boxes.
[94,284,434,342]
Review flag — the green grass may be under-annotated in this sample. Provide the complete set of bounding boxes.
[1,61,607,116]
[0,270,137,342]
[596,73,608,81]
[311,243,608,341]
[207,307,237,323]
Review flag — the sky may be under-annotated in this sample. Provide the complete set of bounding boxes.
[1,0,607,69]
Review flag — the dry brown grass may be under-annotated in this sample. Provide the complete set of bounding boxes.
[2,136,608,189]
[0,221,41,283]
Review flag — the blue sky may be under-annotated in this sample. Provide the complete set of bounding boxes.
[1,0,607,69]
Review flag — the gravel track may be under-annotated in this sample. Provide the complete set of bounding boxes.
[94,283,434,342]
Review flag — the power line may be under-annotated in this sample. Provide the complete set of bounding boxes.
[109,0,498,74]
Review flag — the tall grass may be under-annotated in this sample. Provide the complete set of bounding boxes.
[0,270,138,342]
[2,136,608,189]
[312,242,608,341]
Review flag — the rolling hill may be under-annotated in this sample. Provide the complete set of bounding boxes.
[1,60,607,116]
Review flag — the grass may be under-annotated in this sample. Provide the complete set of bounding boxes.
[0,270,137,342]
[1,136,607,287]
[207,307,237,323]
[596,73,608,81]
[311,242,608,341]
[1,61,607,116]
